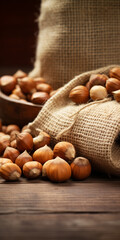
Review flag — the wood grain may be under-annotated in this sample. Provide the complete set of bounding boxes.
[0,180,120,214]
[0,214,120,240]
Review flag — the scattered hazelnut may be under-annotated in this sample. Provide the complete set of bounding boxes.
[36,83,53,94]
[69,85,89,104]
[3,147,20,163]
[13,70,27,79]
[31,92,50,105]
[46,157,71,183]
[23,161,42,179]
[33,131,50,150]
[106,78,120,94]
[10,130,21,142]
[42,160,52,179]
[6,124,20,135]
[16,132,33,152]
[0,135,10,155]
[53,141,76,163]
[15,150,32,168]
[0,158,12,168]
[10,139,17,149]
[0,75,17,94]
[90,85,107,101]
[109,67,120,80]
[112,89,120,102]
[33,77,46,86]
[18,77,36,94]
[12,85,26,99]
[0,163,21,181]
[71,157,91,180]
[89,74,108,89]
[33,145,54,164]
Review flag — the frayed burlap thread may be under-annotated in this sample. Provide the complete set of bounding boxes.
[29,0,120,89]
[29,65,120,176]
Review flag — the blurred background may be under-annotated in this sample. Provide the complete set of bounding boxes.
[0,0,41,75]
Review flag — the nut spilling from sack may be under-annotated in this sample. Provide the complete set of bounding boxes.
[0,120,91,183]
[0,70,59,105]
[69,67,120,104]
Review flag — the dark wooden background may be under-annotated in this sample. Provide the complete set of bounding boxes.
[0,0,41,75]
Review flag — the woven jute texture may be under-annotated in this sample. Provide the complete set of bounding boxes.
[29,0,120,89]
[29,65,120,176]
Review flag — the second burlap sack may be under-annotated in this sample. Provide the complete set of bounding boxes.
[29,65,120,176]
[29,0,120,89]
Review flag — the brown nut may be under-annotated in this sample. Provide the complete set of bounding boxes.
[69,85,89,104]
[18,77,36,94]
[0,162,21,181]
[12,85,26,99]
[10,139,17,149]
[9,94,20,100]
[71,157,91,180]
[13,70,27,79]
[15,150,32,168]
[42,160,52,179]
[90,85,107,101]
[31,92,49,105]
[0,135,10,155]
[106,78,120,94]
[33,131,50,150]
[36,83,53,94]
[33,77,46,86]
[53,141,76,163]
[16,132,33,152]
[46,157,71,183]
[0,158,12,168]
[112,90,120,102]
[33,145,54,165]
[6,124,20,135]
[109,67,120,80]
[3,147,20,163]
[23,161,42,179]
[0,75,17,94]
[10,130,21,142]
[89,74,108,89]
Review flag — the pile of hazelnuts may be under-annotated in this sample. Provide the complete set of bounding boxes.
[0,70,58,104]
[0,121,91,183]
[69,67,120,104]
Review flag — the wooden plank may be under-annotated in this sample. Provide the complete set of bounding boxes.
[0,181,120,213]
[0,213,120,240]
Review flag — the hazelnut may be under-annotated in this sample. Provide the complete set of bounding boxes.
[23,161,42,179]
[0,158,12,168]
[33,77,46,86]
[10,130,21,142]
[13,70,27,79]
[36,83,53,94]
[31,92,49,105]
[89,74,108,89]
[16,132,33,152]
[53,141,76,163]
[90,85,107,101]
[18,77,36,94]
[106,78,120,94]
[33,131,50,150]
[112,90,120,102]
[15,150,32,168]
[3,147,20,163]
[10,139,17,149]
[33,145,54,164]
[9,94,20,100]
[12,85,26,99]
[69,86,89,104]
[71,157,91,180]
[0,135,10,155]
[21,125,32,135]
[109,67,120,80]
[42,160,52,179]
[0,163,21,181]
[0,75,17,94]
[46,157,71,183]
[6,124,20,135]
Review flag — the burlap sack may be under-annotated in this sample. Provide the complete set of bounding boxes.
[29,0,120,89]
[29,65,120,176]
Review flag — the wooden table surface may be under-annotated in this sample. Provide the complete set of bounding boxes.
[0,174,120,240]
